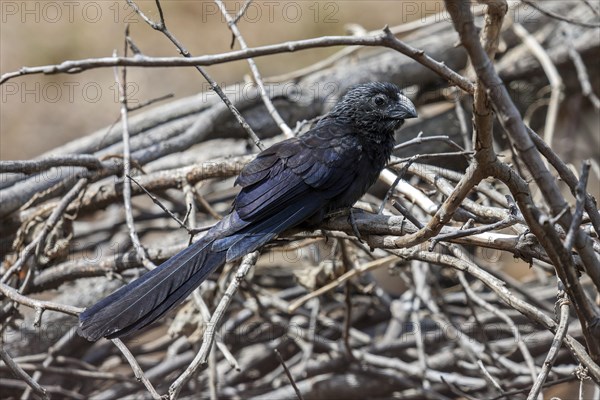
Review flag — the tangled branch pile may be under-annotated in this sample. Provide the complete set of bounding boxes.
[1,1,599,399]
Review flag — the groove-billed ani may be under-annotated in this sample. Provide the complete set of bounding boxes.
[78,82,417,341]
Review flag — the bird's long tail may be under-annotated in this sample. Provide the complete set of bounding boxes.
[77,211,250,341]
[78,233,226,341]
[78,199,319,341]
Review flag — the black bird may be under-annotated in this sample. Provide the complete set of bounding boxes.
[78,82,417,341]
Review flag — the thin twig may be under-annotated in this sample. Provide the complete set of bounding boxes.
[511,21,563,151]
[565,161,591,251]
[169,251,260,399]
[215,340,240,371]
[114,47,156,270]
[0,281,82,317]
[527,126,600,237]
[339,240,356,362]
[125,0,265,150]
[456,259,538,389]
[214,0,294,138]
[288,255,397,312]
[127,93,175,112]
[111,338,162,400]
[476,359,504,395]
[520,0,600,28]
[394,132,466,152]
[561,24,600,110]
[127,174,191,233]
[429,210,518,250]
[191,289,218,400]
[526,290,570,400]
[193,184,222,221]
[452,90,472,151]
[0,347,48,400]
[410,261,431,390]
[389,151,474,166]
[0,29,475,95]
[231,0,254,26]
[21,330,77,400]
[274,349,305,400]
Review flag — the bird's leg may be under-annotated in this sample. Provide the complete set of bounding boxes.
[348,208,364,244]
[323,208,365,244]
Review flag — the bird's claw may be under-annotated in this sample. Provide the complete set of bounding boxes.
[348,208,364,244]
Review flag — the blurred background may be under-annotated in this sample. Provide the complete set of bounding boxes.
[1,0,444,159]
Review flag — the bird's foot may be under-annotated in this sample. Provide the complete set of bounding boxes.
[347,208,364,244]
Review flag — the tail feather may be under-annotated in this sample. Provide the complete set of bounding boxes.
[78,200,322,341]
[78,236,222,341]
[78,213,248,341]
[105,251,226,339]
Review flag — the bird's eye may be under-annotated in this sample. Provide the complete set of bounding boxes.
[374,95,386,106]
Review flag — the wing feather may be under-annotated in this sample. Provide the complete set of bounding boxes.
[232,122,363,234]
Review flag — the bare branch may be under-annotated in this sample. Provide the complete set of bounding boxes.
[510,21,564,150]
[520,0,600,28]
[169,251,259,399]
[0,156,102,174]
[114,48,156,270]
[111,339,162,399]
[0,347,48,400]
[0,30,475,94]
[214,0,294,138]
[526,290,571,400]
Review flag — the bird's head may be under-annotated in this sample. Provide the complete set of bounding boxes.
[328,82,417,136]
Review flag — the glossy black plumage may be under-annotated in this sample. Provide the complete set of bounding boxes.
[78,82,417,341]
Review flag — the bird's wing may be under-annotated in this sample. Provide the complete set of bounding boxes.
[234,122,361,222]
[212,123,362,261]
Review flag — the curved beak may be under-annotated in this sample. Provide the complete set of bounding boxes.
[390,94,417,120]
